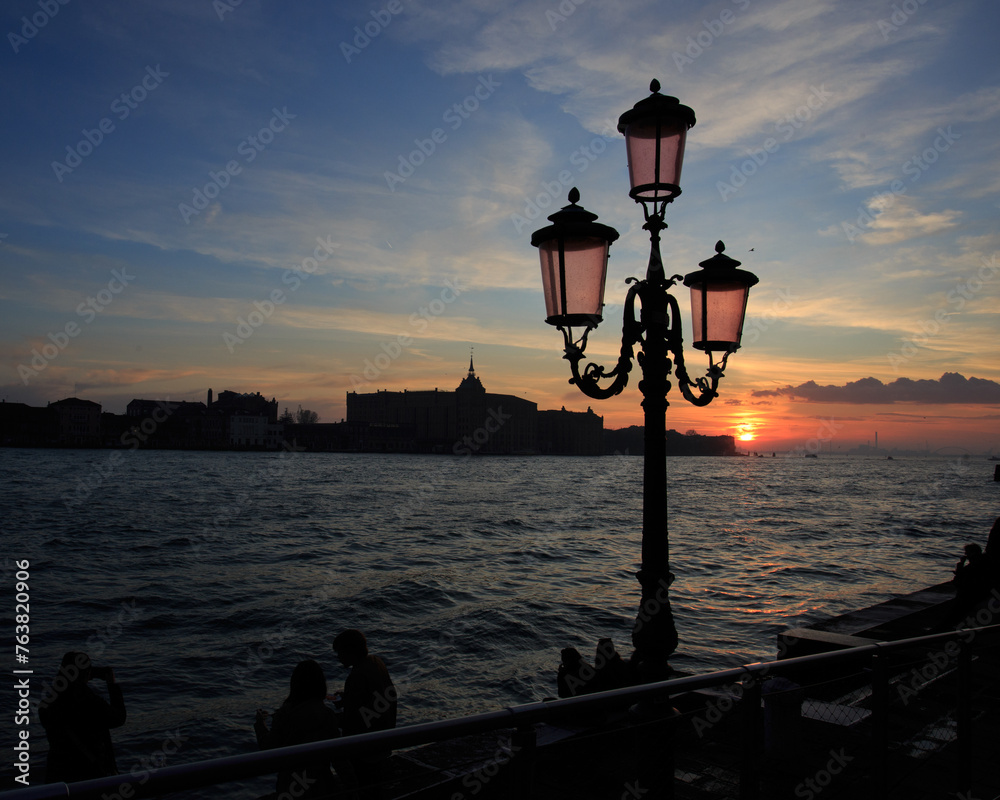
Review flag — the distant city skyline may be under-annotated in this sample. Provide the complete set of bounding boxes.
[1,1,998,455]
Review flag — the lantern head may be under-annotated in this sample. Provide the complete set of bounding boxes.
[617,80,696,205]
[683,241,759,354]
[530,188,620,329]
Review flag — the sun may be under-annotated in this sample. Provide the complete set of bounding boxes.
[736,421,758,442]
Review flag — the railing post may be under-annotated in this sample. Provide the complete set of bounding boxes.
[740,675,761,800]
[957,639,972,795]
[871,652,889,796]
[508,722,536,799]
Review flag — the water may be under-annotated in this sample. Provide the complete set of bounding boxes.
[2,448,996,791]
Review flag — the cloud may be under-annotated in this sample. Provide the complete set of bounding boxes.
[853,196,962,246]
[752,373,1000,404]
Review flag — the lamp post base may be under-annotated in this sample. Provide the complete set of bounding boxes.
[630,568,678,682]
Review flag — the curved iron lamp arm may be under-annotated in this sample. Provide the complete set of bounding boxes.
[664,291,723,407]
[560,279,643,400]
[561,275,726,407]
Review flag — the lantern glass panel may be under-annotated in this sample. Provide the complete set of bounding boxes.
[689,282,751,351]
[624,120,688,199]
[539,236,610,326]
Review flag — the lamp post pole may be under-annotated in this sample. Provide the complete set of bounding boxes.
[634,218,677,673]
[530,81,759,675]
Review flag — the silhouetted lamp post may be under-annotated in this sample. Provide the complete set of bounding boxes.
[530,80,759,675]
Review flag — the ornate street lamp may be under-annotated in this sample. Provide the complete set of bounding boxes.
[530,80,759,677]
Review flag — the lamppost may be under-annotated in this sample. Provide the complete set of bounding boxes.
[530,80,759,677]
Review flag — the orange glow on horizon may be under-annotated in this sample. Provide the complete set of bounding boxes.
[736,420,760,443]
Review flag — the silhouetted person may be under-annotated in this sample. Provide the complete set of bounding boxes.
[255,659,339,799]
[953,543,989,609]
[39,652,126,783]
[589,638,631,693]
[557,647,593,698]
[331,629,397,799]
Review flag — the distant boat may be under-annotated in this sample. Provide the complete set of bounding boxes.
[805,453,818,458]
[886,456,894,461]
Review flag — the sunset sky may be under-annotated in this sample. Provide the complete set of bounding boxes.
[1,0,998,454]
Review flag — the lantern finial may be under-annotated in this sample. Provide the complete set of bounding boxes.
[568,187,580,205]
[650,79,661,94]
[716,240,725,253]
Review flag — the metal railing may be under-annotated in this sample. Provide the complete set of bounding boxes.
[5,621,1000,800]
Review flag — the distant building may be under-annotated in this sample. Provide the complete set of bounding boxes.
[228,415,284,449]
[0,402,56,446]
[537,407,604,456]
[347,358,538,454]
[118,390,280,449]
[209,390,278,424]
[126,399,207,418]
[49,397,102,447]
[603,426,737,456]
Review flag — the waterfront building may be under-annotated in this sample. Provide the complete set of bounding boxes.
[346,358,539,454]
[537,407,604,456]
[49,397,102,447]
[208,389,279,423]
[0,401,57,446]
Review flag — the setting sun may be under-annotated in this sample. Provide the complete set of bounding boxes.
[738,432,755,442]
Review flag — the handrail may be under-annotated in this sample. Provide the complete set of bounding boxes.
[6,621,1000,800]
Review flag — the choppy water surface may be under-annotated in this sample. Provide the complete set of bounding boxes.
[2,449,996,790]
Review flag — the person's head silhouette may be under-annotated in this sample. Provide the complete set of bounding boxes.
[286,659,327,705]
[332,629,368,668]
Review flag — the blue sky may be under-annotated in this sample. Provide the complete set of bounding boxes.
[1,0,998,452]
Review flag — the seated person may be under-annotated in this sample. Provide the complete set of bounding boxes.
[953,543,989,607]
[589,638,632,693]
[557,647,593,698]
[255,659,339,799]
